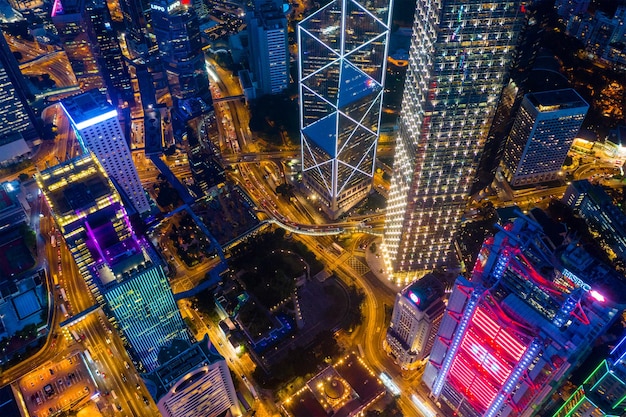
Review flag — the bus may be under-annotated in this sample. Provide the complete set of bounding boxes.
[83,349,93,362]
[59,288,67,302]
[50,234,56,248]
[71,330,81,343]
[59,303,69,318]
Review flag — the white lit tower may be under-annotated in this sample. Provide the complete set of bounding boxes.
[61,90,151,215]
[382,1,525,283]
[298,0,392,219]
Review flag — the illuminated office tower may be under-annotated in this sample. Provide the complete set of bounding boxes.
[500,89,588,187]
[151,0,208,100]
[382,1,524,282]
[145,335,240,417]
[0,33,38,163]
[118,0,149,57]
[424,213,620,417]
[552,331,626,417]
[51,0,105,92]
[37,154,189,371]
[298,0,391,219]
[85,1,133,104]
[247,0,289,96]
[61,90,150,215]
[384,273,445,370]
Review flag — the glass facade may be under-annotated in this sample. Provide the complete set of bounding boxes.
[151,0,208,100]
[298,0,391,219]
[382,0,524,283]
[500,89,588,186]
[104,264,190,372]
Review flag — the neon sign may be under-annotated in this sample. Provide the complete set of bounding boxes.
[408,291,420,305]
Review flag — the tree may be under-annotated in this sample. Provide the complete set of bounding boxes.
[18,173,29,182]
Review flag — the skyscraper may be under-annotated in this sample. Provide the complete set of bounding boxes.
[151,0,208,100]
[145,335,240,417]
[424,213,620,417]
[85,1,133,104]
[298,0,391,219]
[384,273,445,370]
[61,90,151,215]
[552,331,626,417]
[36,154,189,372]
[0,34,38,165]
[247,0,289,96]
[500,89,588,187]
[382,0,525,282]
[51,0,106,93]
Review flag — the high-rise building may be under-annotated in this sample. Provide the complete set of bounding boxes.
[382,0,525,282]
[500,89,588,187]
[247,0,288,96]
[563,179,626,262]
[51,0,106,92]
[118,0,150,58]
[0,33,38,164]
[36,154,189,371]
[552,331,626,417]
[384,273,445,370]
[85,1,133,104]
[151,0,208,100]
[144,335,240,417]
[61,90,151,215]
[424,213,620,417]
[103,263,190,371]
[298,0,392,219]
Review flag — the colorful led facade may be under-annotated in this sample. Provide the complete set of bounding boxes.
[552,331,626,417]
[298,0,391,219]
[382,0,524,282]
[500,89,588,187]
[61,90,151,215]
[424,213,619,417]
[37,154,189,372]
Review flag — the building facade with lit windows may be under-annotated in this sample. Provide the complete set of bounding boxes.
[298,0,391,219]
[247,0,289,96]
[384,273,445,370]
[423,212,620,417]
[61,90,151,215]
[51,0,106,93]
[500,89,588,187]
[145,335,240,417]
[552,330,626,417]
[382,0,525,282]
[151,0,208,100]
[563,179,626,263]
[36,154,189,372]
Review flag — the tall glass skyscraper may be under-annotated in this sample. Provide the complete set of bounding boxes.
[382,0,525,282]
[298,0,391,219]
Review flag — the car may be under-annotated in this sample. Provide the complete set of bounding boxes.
[136,383,141,390]
[124,361,130,369]
[116,404,122,411]
[44,384,54,397]
[121,373,127,382]
[142,396,150,406]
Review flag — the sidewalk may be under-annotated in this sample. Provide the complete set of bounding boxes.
[362,237,404,294]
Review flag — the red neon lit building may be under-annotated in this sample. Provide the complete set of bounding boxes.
[423,211,621,417]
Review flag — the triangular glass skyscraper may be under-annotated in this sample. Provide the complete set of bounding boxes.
[298,0,391,219]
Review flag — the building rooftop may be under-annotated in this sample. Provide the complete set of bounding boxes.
[61,90,117,129]
[145,335,223,400]
[37,154,112,218]
[526,88,589,112]
[401,273,445,312]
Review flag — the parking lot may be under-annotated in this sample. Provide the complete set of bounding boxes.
[19,351,97,417]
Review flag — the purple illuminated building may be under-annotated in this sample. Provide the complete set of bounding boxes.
[36,154,189,371]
